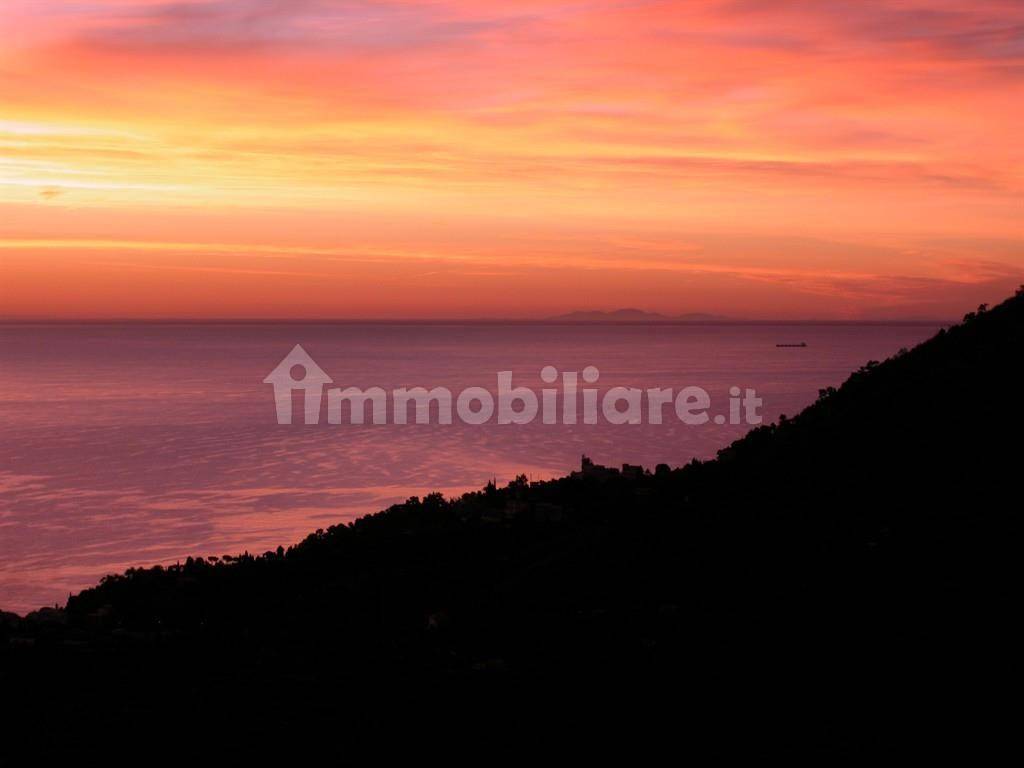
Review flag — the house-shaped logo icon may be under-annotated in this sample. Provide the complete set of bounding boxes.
[263,344,334,424]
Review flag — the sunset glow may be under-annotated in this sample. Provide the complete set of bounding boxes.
[2,0,1022,319]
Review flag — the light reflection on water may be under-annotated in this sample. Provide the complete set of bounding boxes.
[0,322,939,613]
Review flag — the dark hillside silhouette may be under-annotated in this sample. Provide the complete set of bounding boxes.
[2,288,1022,758]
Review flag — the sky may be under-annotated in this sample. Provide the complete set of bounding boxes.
[0,0,1022,319]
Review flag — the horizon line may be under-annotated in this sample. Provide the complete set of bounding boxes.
[0,317,955,326]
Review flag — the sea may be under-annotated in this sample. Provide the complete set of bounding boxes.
[0,321,941,614]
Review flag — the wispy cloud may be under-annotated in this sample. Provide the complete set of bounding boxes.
[1,0,1022,318]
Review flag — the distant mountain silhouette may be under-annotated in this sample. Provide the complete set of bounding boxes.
[551,308,729,321]
[3,289,1020,759]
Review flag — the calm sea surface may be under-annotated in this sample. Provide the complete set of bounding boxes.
[0,322,940,613]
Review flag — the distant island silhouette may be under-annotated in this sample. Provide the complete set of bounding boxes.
[2,288,1020,758]
[550,308,730,322]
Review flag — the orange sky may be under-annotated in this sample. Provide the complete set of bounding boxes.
[1,0,1022,319]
